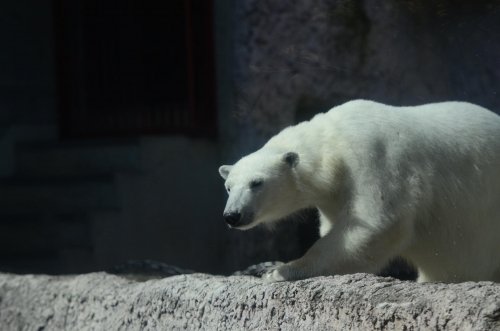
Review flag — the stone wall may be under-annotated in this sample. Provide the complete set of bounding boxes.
[229,0,500,137]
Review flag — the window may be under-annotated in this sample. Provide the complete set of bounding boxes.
[54,0,216,138]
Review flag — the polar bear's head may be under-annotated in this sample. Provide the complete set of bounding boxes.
[219,150,301,230]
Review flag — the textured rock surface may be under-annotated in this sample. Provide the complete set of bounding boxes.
[1,272,499,330]
[230,0,500,135]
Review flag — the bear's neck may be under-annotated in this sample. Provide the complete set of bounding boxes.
[264,115,347,207]
[295,149,346,207]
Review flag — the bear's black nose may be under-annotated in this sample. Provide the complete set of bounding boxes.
[224,212,241,226]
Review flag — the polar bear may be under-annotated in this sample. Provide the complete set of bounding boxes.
[219,100,500,283]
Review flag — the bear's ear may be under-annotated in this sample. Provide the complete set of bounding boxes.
[219,165,233,180]
[283,152,299,168]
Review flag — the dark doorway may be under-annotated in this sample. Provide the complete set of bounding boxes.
[54,0,216,138]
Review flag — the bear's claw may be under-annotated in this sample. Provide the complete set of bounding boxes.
[262,268,288,283]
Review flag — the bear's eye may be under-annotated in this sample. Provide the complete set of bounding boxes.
[249,179,264,190]
[226,186,231,193]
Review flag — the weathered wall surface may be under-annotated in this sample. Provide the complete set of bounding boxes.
[0,272,499,330]
[227,0,500,137]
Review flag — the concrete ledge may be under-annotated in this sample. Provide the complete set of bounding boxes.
[0,272,499,330]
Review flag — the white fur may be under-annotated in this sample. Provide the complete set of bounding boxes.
[219,100,500,283]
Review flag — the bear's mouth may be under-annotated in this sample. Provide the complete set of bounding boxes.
[226,211,256,230]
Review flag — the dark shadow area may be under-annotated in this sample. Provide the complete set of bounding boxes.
[0,0,498,280]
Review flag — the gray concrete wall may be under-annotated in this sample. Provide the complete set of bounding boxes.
[91,137,228,274]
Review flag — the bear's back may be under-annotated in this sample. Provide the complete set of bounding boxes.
[326,100,500,143]
[276,99,500,158]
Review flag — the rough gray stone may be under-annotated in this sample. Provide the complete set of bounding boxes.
[0,272,498,330]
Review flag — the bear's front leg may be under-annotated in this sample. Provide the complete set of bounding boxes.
[262,216,412,283]
[262,259,313,283]
[262,233,339,283]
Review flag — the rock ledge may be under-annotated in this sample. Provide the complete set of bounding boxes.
[0,272,499,330]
